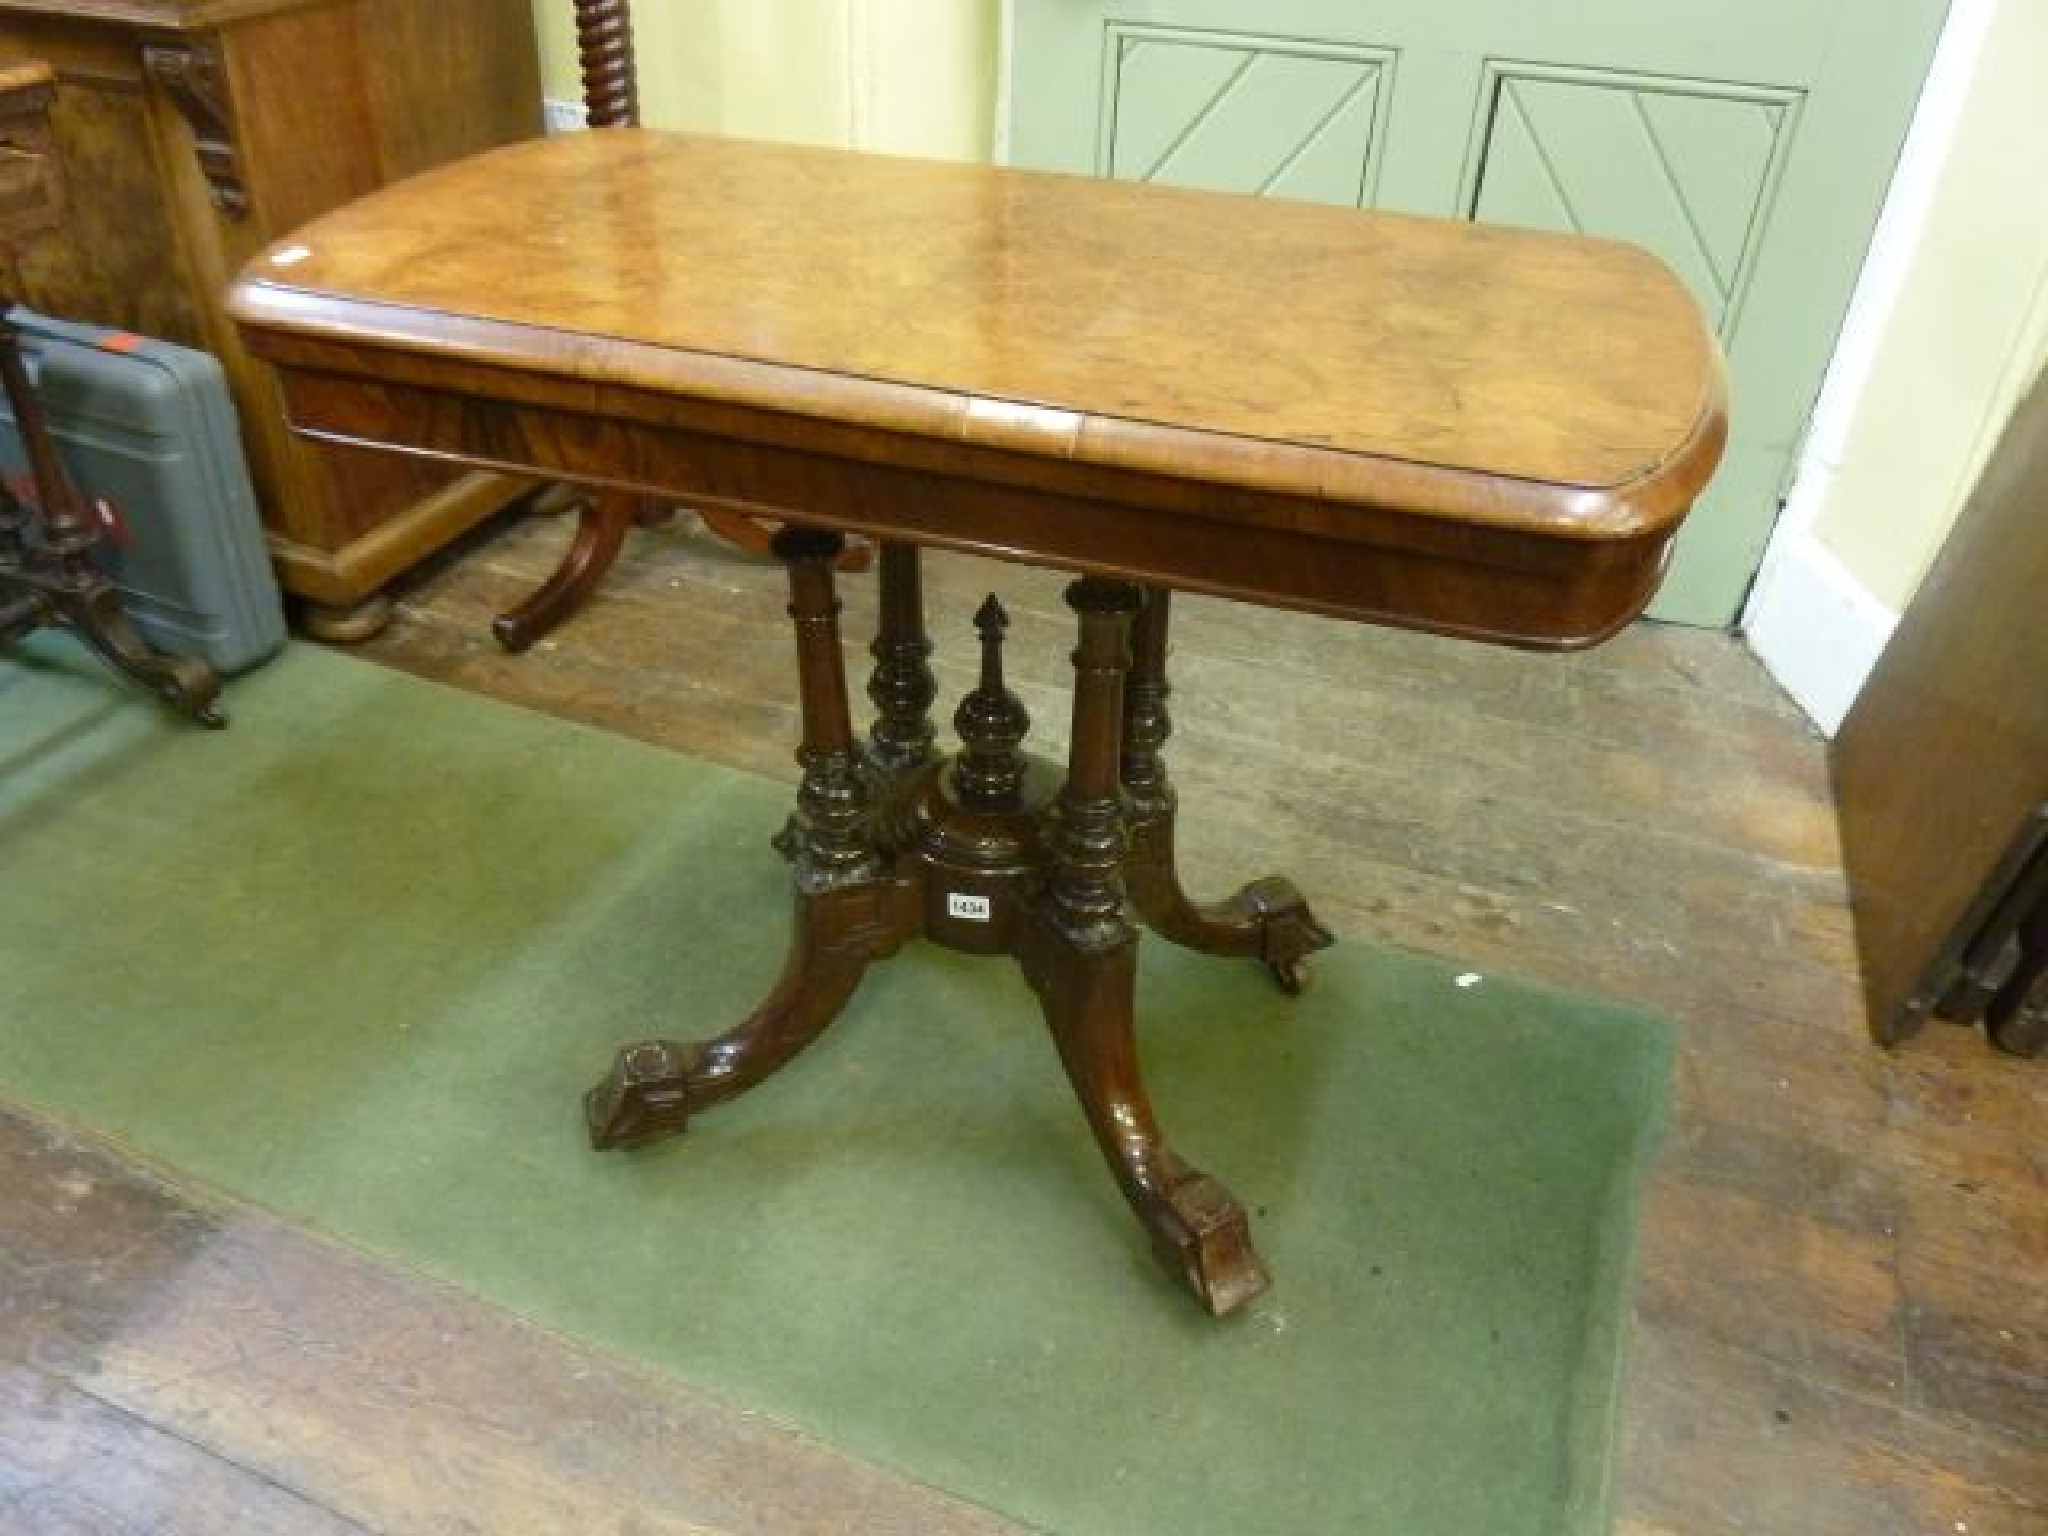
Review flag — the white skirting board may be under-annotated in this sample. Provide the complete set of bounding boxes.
[1741,532,1898,738]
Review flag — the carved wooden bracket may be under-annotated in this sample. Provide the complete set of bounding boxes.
[140,38,247,219]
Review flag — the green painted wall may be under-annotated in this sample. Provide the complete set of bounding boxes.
[529,0,998,159]
[1808,0,2048,612]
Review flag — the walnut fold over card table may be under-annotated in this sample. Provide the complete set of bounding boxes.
[228,129,1726,1316]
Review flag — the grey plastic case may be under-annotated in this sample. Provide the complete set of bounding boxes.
[0,305,286,673]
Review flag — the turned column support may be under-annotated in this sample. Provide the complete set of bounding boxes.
[1116,584,1332,991]
[866,540,937,777]
[572,0,641,128]
[773,525,881,890]
[1045,578,1142,951]
[1121,585,1175,819]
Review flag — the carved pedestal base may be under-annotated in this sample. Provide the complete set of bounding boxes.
[586,538,1331,1315]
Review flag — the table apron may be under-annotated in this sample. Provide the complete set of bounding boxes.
[271,365,1675,650]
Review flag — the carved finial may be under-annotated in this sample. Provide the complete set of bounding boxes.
[952,594,1030,806]
[865,542,936,776]
[974,594,1007,678]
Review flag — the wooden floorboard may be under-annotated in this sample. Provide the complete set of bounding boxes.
[0,1109,1023,1536]
[5,508,2043,1534]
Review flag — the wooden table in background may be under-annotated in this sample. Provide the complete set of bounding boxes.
[0,0,542,638]
[228,129,1726,1314]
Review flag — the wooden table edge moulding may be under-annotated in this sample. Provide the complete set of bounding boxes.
[228,129,1727,1315]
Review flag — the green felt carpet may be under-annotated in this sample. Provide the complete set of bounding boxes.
[0,640,1672,1535]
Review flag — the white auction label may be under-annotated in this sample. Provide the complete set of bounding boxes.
[947,893,992,922]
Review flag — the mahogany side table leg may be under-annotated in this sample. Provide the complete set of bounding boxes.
[1120,586,1331,992]
[1018,577,1270,1315]
[491,488,653,652]
[585,525,917,1147]
[865,540,937,779]
[494,492,871,654]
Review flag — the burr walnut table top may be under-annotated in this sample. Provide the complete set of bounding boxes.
[228,128,1726,645]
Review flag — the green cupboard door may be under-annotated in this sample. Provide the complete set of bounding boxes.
[1007,0,1952,626]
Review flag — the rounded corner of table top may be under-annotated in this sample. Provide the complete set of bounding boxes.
[1578,356,1731,541]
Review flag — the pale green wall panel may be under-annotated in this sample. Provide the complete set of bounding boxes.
[1637,92,1784,288]
[1469,73,1796,333]
[1105,31,1388,202]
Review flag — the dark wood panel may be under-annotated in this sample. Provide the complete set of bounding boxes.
[1834,367,2048,1040]
[361,0,543,177]
[0,32,202,343]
